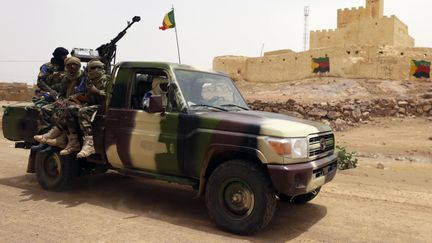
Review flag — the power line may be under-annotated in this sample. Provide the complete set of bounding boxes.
[0,60,45,63]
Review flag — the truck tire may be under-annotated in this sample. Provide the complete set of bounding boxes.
[277,187,321,204]
[205,159,277,235]
[35,148,79,192]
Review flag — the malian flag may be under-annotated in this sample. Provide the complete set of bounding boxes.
[312,57,330,73]
[410,60,430,79]
[159,10,176,30]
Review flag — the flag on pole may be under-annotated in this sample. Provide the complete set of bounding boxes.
[159,10,176,30]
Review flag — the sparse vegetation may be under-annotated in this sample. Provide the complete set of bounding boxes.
[336,146,358,170]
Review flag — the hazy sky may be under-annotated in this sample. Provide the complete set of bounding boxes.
[1,0,431,84]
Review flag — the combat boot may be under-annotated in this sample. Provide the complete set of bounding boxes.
[77,136,95,158]
[46,133,67,148]
[59,134,81,155]
[33,126,62,144]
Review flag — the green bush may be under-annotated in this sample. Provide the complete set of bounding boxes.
[336,146,358,170]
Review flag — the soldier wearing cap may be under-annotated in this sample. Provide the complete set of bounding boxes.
[37,47,69,98]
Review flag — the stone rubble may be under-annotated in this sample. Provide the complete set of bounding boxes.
[248,92,432,131]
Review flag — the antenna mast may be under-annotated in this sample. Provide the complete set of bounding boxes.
[303,6,310,51]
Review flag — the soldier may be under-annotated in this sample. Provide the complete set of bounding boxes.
[75,59,109,157]
[34,56,86,151]
[37,47,69,97]
[142,76,169,109]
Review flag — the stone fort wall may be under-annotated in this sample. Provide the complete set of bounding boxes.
[213,45,432,82]
[213,0,423,83]
[310,15,414,49]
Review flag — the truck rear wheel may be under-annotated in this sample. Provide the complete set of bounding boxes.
[35,148,79,191]
[205,159,276,235]
[277,187,321,204]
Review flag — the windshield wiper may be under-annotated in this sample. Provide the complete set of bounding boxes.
[220,104,249,110]
[190,104,228,111]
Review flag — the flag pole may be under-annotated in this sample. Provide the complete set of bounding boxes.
[172,6,181,64]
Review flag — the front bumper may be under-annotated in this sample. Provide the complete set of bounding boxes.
[267,154,337,196]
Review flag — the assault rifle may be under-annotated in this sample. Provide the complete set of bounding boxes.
[97,16,141,72]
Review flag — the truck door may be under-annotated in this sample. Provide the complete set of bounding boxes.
[104,68,184,176]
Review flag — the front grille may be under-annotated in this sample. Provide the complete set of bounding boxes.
[309,133,335,158]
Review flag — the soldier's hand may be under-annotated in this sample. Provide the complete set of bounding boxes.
[99,90,106,96]
[50,90,58,99]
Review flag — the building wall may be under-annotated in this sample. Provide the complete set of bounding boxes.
[310,16,414,49]
[213,45,432,82]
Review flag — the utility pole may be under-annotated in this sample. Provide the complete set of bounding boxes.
[303,6,310,51]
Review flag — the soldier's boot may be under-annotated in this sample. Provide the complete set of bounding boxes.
[76,136,95,158]
[33,126,62,144]
[59,134,81,156]
[45,133,67,148]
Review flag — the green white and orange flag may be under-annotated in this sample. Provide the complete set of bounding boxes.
[159,10,176,30]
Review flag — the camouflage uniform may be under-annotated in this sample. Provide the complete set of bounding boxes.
[35,57,84,153]
[36,47,69,96]
[71,60,109,158]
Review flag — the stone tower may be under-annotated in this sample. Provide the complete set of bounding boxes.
[366,0,384,19]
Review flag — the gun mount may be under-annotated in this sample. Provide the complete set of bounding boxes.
[71,16,141,72]
[97,16,141,72]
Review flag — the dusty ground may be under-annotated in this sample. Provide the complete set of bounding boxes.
[0,116,431,242]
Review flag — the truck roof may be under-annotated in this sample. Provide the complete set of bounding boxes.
[115,61,224,75]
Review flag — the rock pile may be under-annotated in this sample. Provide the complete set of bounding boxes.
[248,90,432,131]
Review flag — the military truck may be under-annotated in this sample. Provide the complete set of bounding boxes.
[2,62,337,235]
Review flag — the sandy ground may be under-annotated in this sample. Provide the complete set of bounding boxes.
[0,117,431,242]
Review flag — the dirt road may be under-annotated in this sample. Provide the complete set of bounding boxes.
[0,118,431,242]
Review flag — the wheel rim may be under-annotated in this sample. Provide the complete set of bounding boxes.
[43,154,61,178]
[220,179,255,219]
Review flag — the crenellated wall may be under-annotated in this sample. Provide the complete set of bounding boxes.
[214,0,425,83]
[311,0,414,49]
[311,15,414,49]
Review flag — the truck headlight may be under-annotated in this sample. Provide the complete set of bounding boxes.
[265,137,308,159]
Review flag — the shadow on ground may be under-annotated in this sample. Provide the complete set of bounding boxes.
[0,172,327,241]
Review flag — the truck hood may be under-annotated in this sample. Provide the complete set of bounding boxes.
[196,110,331,137]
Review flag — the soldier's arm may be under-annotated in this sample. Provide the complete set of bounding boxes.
[36,64,53,91]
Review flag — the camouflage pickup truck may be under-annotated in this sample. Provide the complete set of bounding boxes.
[2,62,337,235]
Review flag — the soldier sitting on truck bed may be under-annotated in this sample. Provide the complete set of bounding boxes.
[34,57,86,150]
[37,47,69,98]
[75,59,109,158]
[43,59,108,158]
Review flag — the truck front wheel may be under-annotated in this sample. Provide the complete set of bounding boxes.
[277,187,321,204]
[205,159,277,235]
[35,148,79,191]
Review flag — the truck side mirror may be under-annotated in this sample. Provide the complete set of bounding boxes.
[147,95,164,113]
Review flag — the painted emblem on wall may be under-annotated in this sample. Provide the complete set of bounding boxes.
[410,60,430,79]
[312,57,330,73]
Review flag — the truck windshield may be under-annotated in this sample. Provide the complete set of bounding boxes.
[174,69,249,111]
